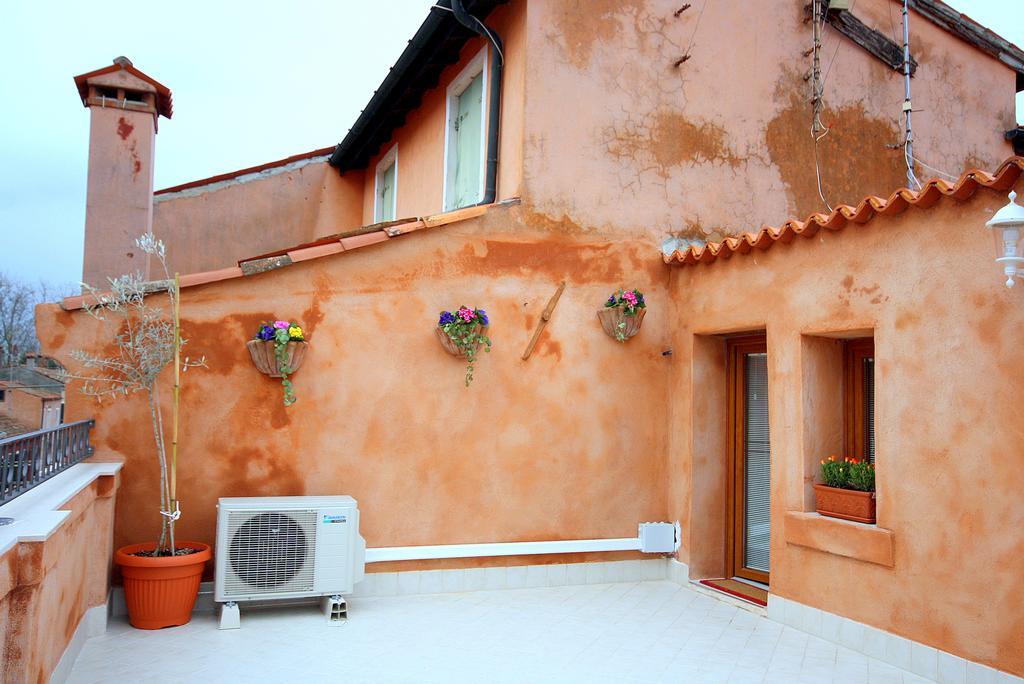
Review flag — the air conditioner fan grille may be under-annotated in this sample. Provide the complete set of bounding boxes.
[224,510,317,597]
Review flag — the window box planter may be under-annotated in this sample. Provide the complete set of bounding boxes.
[813,484,876,524]
[597,307,646,342]
[246,339,307,378]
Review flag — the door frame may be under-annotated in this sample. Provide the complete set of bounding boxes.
[726,334,770,585]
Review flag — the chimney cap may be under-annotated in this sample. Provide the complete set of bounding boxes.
[73,57,173,119]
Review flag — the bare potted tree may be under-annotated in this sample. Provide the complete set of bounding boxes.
[66,233,208,629]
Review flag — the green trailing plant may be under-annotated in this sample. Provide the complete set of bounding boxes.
[438,307,491,386]
[64,233,205,556]
[819,455,875,492]
[254,321,305,406]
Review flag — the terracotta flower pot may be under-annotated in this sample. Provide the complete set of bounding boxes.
[435,324,488,358]
[246,339,307,378]
[814,484,876,524]
[597,307,646,342]
[115,541,212,629]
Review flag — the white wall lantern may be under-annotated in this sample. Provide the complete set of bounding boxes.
[986,191,1024,288]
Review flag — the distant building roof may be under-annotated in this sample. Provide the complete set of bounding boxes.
[0,415,34,439]
[0,366,64,398]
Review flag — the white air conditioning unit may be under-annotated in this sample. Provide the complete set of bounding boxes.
[214,496,365,628]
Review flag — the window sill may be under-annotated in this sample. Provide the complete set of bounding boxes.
[784,511,894,567]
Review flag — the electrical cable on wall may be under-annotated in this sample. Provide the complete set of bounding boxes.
[810,0,833,212]
[900,0,921,189]
[682,0,708,62]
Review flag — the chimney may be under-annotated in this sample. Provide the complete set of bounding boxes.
[74,57,173,286]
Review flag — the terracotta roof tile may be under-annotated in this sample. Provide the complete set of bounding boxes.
[664,157,1024,267]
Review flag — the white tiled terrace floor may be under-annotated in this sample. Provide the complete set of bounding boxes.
[69,581,936,684]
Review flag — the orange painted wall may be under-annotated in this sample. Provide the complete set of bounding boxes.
[39,203,671,575]
[359,1,527,223]
[82,105,156,287]
[149,160,364,280]
[0,473,119,682]
[665,178,1024,675]
[137,0,1017,279]
[1,389,44,431]
[520,0,1018,241]
[144,1,525,280]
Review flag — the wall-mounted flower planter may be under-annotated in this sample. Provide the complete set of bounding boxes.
[246,339,307,378]
[597,307,646,342]
[813,484,876,524]
[435,324,488,358]
[437,307,491,386]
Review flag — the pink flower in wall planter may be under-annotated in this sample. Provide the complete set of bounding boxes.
[436,306,491,386]
[598,288,647,342]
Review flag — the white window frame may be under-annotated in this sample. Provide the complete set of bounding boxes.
[442,47,488,212]
[373,144,399,223]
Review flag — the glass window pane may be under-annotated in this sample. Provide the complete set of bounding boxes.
[744,352,770,573]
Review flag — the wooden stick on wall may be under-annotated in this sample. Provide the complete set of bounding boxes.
[522,281,566,361]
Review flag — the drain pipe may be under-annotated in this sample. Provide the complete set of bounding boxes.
[449,0,503,205]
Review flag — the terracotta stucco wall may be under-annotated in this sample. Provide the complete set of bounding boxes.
[149,161,364,279]
[521,0,1017,242]
[0,473,119,683]
[666,178,1024,675]
[144,1,525,279]
[39,203,671,574]
[82,105,156,286]
[359,1,527,223]
[2,390,43,431]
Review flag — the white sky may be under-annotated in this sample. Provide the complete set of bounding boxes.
[0,0,1020,286]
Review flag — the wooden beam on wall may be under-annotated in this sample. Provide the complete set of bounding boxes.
[805,5,918,75]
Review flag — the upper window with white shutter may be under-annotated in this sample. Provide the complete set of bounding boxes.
[374,145,398,223]
[443,48,487,212]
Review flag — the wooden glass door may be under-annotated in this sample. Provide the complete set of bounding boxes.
[727,336,771,585]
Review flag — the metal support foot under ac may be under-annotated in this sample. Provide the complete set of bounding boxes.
[322,595,347,624]
[219,601,240,630]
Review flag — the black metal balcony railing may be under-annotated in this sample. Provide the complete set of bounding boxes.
[0,420,95,506]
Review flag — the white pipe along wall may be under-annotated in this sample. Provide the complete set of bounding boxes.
[364,522,678,563]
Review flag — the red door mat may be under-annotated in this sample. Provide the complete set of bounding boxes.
[699,578,768,607]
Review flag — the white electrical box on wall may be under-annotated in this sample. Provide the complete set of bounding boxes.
[638,522,677,553]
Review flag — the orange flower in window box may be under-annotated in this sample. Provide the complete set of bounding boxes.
[815,455,876,524]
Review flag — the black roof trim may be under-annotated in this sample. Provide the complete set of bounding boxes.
[329,0,506,173]
[908,0,1024,83]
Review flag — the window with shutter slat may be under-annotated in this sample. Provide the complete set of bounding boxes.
[844,338,875,463]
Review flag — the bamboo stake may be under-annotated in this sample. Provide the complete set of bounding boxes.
[170,273,181,553]
[521,282,566,361]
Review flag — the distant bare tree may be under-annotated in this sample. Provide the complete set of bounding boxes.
[0,273,74,366]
